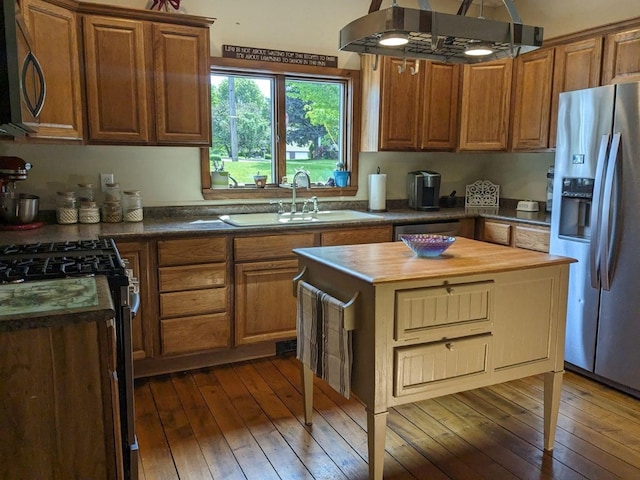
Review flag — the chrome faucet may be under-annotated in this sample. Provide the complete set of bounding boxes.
[291,171,311,213]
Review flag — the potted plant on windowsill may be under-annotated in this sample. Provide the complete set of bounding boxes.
[333,162,350,188]
[253,171,268,188]
[210,158,230,189]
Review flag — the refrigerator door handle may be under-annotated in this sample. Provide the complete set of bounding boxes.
[589,134,610,289]
[599,132,621,291]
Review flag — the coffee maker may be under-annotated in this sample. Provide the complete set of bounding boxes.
[407,170,441,211]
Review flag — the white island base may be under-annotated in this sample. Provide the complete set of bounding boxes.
[294,238,573,480]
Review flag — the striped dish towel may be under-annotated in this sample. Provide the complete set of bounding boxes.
[296,280,352,398]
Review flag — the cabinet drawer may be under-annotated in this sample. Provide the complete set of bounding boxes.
[394,334,492,397]
[321,225,392,246]
[513,225,550,252]
[395,281,493,341]
[159,263,226,292]
[160,287,227,318]
[161,313,230,354]
[483,221,511,245]
[234,233,315,261]
[158,237,227,266]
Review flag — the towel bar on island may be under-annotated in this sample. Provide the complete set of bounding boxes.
[293,267,358,331]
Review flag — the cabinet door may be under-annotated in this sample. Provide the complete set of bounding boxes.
[21,0,83,140]
[510,48,554,151]
[602,28,640,85]
[419,62,460,150]
[116,240,154,362]
[549,38,603,147]
[481,220,511,246]
[235,259,299,345]
[83,15,151,143]
[379,57,423,150]
[152,23,211,145]
[513,224,550,253]
[459,59,512,151]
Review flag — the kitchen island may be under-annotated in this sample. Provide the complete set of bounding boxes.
[293,237,574,480]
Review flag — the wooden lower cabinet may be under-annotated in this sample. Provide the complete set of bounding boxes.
[235,259,300,345]
[157,237,230,355]
[0,319,122,479]
[479,218,550,252]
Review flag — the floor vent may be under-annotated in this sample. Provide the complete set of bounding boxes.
[276,339,297,356]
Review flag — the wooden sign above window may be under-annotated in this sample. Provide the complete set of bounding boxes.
[222,44,338,68]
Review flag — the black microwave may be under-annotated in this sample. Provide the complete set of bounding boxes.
[0,0,46,136]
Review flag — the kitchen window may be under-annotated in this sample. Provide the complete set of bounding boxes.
[201,58,360,199]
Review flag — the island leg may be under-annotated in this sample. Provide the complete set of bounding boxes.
[301,364,314,425]
[543,369,564,450]
[366,409,388,480]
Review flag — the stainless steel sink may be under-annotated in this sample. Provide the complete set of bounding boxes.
[219,210,384,227]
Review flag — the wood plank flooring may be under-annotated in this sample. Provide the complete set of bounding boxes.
[134,355,640,479]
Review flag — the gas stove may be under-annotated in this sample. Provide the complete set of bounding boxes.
[0,238,127,283]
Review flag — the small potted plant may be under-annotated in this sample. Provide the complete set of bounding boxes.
[253,171,268,188]
[333,162,350,188]
[210,158,230,189]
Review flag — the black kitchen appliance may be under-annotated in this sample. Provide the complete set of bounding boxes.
[1,0,46,136]
[0,238,139,479]
[407,170,441,211]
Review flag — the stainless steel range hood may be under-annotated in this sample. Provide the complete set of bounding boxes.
[339,0,543,64]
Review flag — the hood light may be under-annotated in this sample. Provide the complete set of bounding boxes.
[464,42,494,57]
[378,32,409,47]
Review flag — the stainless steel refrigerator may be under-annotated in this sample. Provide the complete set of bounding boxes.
[550,82,640,397]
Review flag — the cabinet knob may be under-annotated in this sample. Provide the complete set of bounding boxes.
[445,342,454,351]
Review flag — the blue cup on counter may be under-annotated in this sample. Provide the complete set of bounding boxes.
[334,170,350,187]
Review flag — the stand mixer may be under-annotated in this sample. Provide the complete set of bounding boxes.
[0,156,40,226]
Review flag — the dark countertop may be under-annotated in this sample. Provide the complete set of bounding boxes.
[0,206,551,244]
[0,276,115,333]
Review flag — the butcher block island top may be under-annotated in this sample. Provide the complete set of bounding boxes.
[293,238,574,480]
[293,236,573,284]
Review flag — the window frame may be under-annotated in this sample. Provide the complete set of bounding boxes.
[201,57,361,200]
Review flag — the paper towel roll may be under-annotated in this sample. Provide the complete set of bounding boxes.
[368,174,387,212]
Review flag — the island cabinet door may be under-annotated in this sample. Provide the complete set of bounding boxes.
[492,268,558,371]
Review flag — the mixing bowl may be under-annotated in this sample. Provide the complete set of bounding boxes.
[0,193,39,224]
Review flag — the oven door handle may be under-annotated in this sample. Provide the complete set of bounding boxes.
[130,291,141,317]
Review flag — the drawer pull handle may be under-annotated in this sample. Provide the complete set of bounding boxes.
[446,286,454,295]
[446,342,454,351]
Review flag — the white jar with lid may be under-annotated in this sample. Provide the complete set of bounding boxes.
[56,191,78,224]
[122,190,143,222]
[79,200,100,224]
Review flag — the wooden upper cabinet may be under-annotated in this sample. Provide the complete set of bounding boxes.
[510,48,555,151]
[459,59,512,151]
[361,55,459,151]
[21,0,83,140]
[83,15,151,143]
[82,9,212,145]
[602,28,640,85]
[549,37,603,147]
[378,57,423,150]
[420,61,460,150]
[152,23,211,145]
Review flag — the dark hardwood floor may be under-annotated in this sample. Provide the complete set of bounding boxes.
[134,355,640,479]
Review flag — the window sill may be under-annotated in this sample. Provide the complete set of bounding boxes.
[201,185,357,200]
